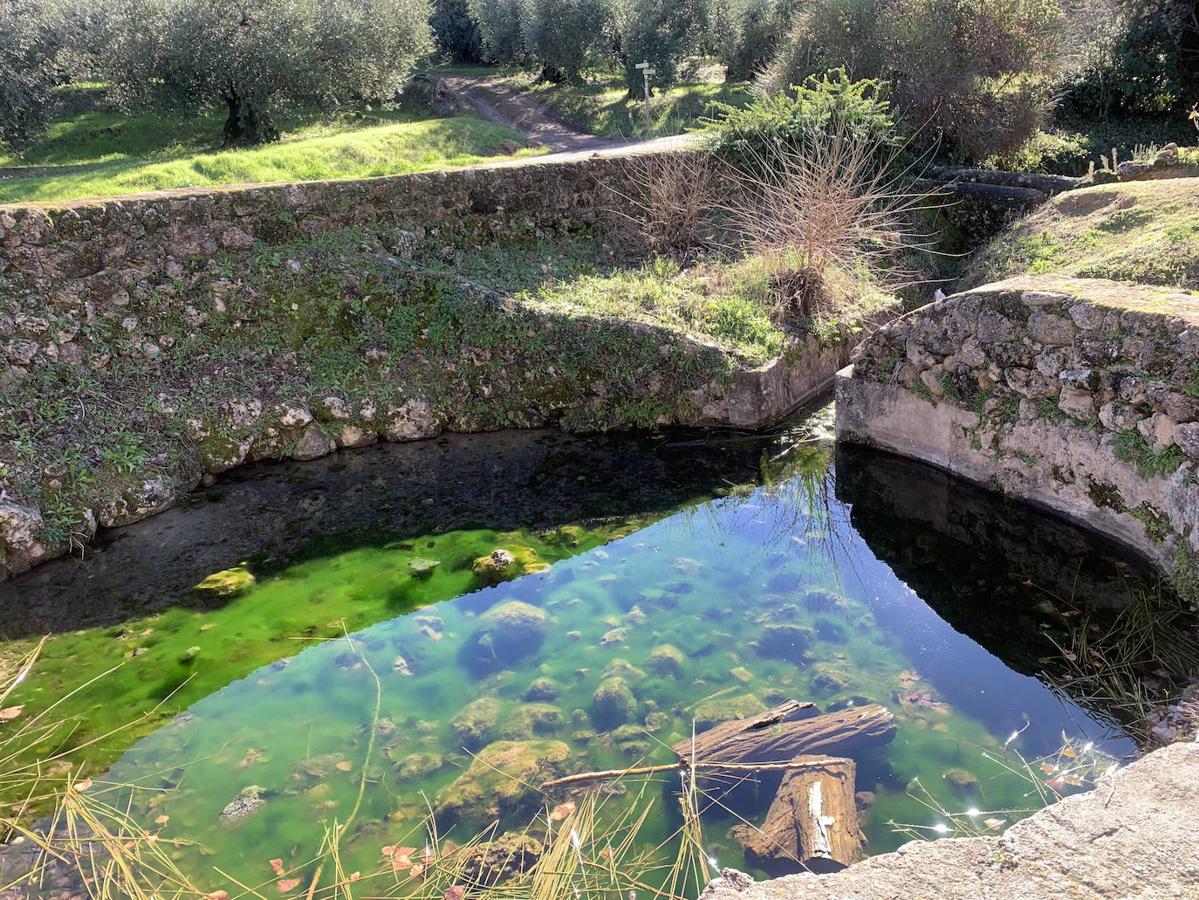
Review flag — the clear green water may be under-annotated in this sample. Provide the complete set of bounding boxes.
[0,420,1169,894]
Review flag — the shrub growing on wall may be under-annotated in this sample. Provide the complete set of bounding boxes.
[758,0,1064,162]
[102,0,434,145]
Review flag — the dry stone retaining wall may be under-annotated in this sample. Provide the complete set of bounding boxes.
[837,274,1199,589]
[0,155,875,579]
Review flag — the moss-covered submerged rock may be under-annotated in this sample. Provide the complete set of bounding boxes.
[498,703,564,739]
[458,833,542,888]
[434,739,570,825]
[472,547,548,584]
[591,676,637,729]
[450,697,503,750]
[648,643,686,676]
[193,564,255,598]
[693,693,767,730]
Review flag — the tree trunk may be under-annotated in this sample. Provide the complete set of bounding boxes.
[672,701,895,764]
[732,755,862,874]
[223,89,279,146]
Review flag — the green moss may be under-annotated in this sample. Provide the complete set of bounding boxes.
[1130,502,1172,544]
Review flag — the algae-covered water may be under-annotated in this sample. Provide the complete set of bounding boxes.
[0,417,1170,894]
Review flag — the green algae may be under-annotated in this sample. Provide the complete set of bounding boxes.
[0,435,1156,894]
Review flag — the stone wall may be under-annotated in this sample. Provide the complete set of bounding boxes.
[0,154,877,579]
[836,274,1199,590]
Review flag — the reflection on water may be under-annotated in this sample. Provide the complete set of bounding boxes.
[1,415,1184,893]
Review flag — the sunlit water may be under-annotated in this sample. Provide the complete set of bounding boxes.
[0,417,1166,893]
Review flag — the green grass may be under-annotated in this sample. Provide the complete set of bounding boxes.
[0,101,542,204]
[965,178,1199,290]
[523,253,897,364]
[505,71,751,139]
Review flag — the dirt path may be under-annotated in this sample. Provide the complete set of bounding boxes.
[439,73,653,154]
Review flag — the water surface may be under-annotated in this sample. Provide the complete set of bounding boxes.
[0,415,1171,893]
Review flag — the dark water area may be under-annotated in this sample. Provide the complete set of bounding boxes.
[0,412,1184,894]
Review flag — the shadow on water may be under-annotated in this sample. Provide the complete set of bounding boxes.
[833,443,1196,737]
[0,428,783,638]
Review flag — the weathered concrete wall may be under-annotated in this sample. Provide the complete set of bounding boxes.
[702,739,1199,899]
[836,274,1199,587]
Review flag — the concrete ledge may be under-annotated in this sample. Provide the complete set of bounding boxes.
[702,740,1199,899]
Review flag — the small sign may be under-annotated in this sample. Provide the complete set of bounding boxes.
[635,61,651,69]
[642,68,656,76]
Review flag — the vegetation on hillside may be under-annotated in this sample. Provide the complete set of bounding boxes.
[965,178,1199,290]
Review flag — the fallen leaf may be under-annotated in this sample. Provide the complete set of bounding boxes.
[207,892,230,900]
[983,818,1006,830]
[74,778,93,792]
[349,872,360,882]
[0,706,23,721]
[410,864,425,877]
[444,887,466,900]
[154,815,170,826]
[277,878,301,893]
[334,760,353,773]
[381,845,396,858]
[548,801,576,822]
[269,859,285,877]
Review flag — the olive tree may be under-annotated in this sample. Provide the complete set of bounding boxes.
[518,0,611,82]
[469,0,526,64]
[102,0,433,145]
[759,0,1064,161]
[0,0,68,150]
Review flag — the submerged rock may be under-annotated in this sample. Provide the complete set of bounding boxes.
[648,643,686,676]
[943,767,980,796]
[408,558,440,578]
[220,785,266,820]
[289,753,348,783]
[434,740,570,825]
[592,676,637,728]
[498,703,564,739]
[811,663,855,695]
[693,694,767,730]
[193,564,255,597]
[396,753,445,780]
[522,677,559,702]
[450,697,502,750]
[459,601,548,675]
[473,548,517,583]
[601,658,647,682]
[754,624,816,661]
[458,833,542,888]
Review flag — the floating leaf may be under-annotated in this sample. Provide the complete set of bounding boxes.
[0,706,23,721]
[74,778,93,792]
[207,892,230,900]
[548,801,576,822]
[277,878,301,893]
[269,859,285,877]
[154,815,170,826]
[444,887,466,900]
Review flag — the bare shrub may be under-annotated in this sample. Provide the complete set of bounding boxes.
[618,150,720,261]
[718,126,941,325]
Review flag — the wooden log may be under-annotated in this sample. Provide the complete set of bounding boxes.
[672,701,895,764]
[732,755,862,874]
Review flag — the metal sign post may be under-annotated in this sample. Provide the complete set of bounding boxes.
[634,60,655,132]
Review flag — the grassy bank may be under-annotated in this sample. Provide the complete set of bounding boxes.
[965,178,1199,290]
[0,98,540,204]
